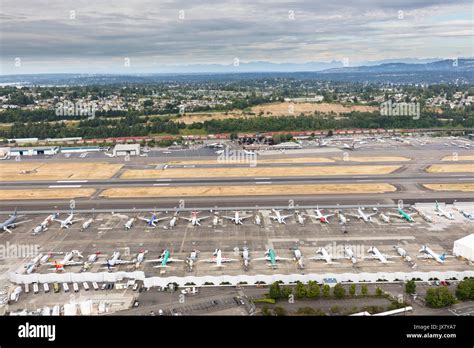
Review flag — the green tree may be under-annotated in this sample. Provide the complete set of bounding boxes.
[375,287,383,297]
[294,281,307,299]
[361,284,368,296]
[333,283,346,298]
[405,280,417,295]
[306,281,320,298]
[268,282,282,300]
[280,286,292,299]
[322,284,331,298]
[273,306,287,316]
[425,287,456,308]
[261,305,271,316]
[456,278,474,301]
[349,284,356,296]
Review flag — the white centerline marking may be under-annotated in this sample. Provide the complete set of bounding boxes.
[255,177,271,180]
[255,182,272,184]
[155,179,173,181]
[49,185,82,188]
[57,180,88,183]
[153,184,170,186]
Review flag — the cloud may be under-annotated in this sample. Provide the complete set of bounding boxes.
[0,0,472,73]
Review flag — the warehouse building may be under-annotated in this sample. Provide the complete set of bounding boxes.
[10,146,59,156]
[453,234,474,262]
[112,144,141,157]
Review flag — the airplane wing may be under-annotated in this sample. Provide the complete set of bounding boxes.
[253,257,270,261]
[416,254,434,259]
[137,217,149,222]
[281,214,293,219]
[325,214,335,218]
[8,219,32,226]
[367,212,378,217]
[179,217,193,222]
[198,216,210,220]
[155,217,170,222]
[388,213,403,218]
[346,214,360,218]
[70,219,84,223]
[268,215,278,220]
[221,257,238,263]
[240,215,253,220]
[64,261,85,266]
[201,258,217,263]
[308,256,326,260]
[275,256,292,261]
[167,257,184,263]
[222,216,234,220]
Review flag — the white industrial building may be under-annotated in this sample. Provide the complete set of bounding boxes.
[10,146,59,156]
[453,234,474,262]
[112,144,140,157]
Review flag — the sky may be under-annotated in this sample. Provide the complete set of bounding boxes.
[0,0,473,74]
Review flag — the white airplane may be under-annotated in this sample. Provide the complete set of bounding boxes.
[306,206,335,224]
[212,214,220,228]
[269,209,293,224]
[291,247,305,269]
[344,245,358,264]
[47,250,84,271]
[254,214,262,226]
[104,152,116,158]
[24,254,44,274]
[80,218,93,231]
[393,245,415,266]
[0,209,30,233]
[134,249,148,268]
[206,143,224,149]
[309,247,340,264]
[53,210,83,229]
[103,251,135,270]
[81,252,102,271]
[295,211,306,225]
[364,246,395,264]
[434,201,454,220]
[0,154,10,160]
[186,250,200,271]
[124,217,135,230]
[215,149,225,155]
[337,211,349,225]
[379,213,391,224]
[168,213,179,229]
[417,245,449,264]
[180,211,210,226]
[32,213,57,235]
[254,249,293,268]
[201,249,238,267]
[223,211,252,225]
[412,207,434,223]
[138,213,169,227]
[348,207,377,223]
[242,246,250,271]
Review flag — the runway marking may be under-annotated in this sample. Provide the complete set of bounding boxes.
[48,185,82,188]
[356,180,374,182]
[269,236,415,242]
[255,177,271,180]
[457,178,474,181]
[153,184,170,186]
[57,180,88,183]
[155,179,173,182]
[255,182,272,184]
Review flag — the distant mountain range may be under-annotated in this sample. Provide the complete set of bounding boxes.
[0,58,472,85]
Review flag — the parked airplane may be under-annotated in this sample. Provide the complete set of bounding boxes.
[242,246,250,271]
[53,209,83,229]
[81,252,102,271]
[223,211,252,225]
[412,207,434,223]
[344,245,358,264]
[417,245,448,264]
[80,218,93,231]
[0,154,10,160]
[168,213,179,229]
[152,249,184,268]
[459,210,474,221]
[295,211,306,225]
[206,143,224,149]
[24,254,44,274]
[134,249,148,268]
[47,250,84,271]
[138,213,169,227]
[212,214,220,228]
[254,213,262,226]
[186,249,200,271]
[103,251,134,270]
[393,245,416,267]
[307,206,334,223]
[269,209,293,224]
[201,249,238,267]
[348,207,377,223]
[364,246,395,264]
[124,217,136,230]
[32,213,57,235]
[379,213,391,223]
[0,209,30,233]
[389,207,416,222]
[434,201,454,220]
[180,211,210,226]
[309,247,340,264]
[337,210,348,225]
[291,246,305,269]
[255,249,292,268]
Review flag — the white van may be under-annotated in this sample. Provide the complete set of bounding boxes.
[43,283,50,293]
[33,283,39,294]
[83,282,90,291]
[92,282,99,291]
[62,283,69,293]
[73,283,79,293]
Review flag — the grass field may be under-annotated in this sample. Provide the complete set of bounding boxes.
[423,183,474,192]
[121,165,401,179]
[0,162,123,181]
[101,183,396,198]
[0,188,96,200]
[426,164,474,173]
